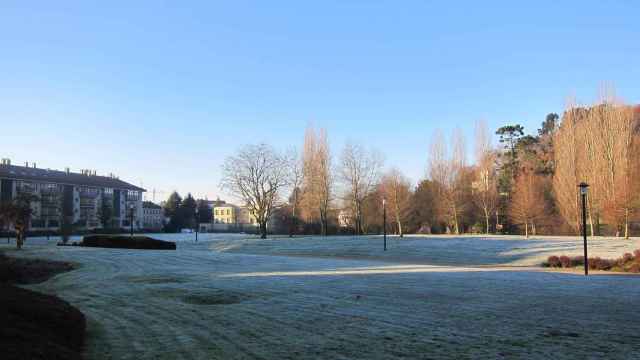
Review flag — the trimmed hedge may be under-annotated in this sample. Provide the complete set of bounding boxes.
[80,235,176,250]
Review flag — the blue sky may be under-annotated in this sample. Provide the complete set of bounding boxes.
[1,1,639,201]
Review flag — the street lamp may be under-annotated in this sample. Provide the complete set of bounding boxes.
[383,198,387,251]
[195,207,199,242]
[129,204,134,237]
[578,183,589,276]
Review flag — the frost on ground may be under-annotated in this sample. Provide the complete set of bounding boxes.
[212,234,640,267]
[3,234,640,359]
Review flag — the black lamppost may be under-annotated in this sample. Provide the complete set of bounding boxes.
[129,204,134,237]
[194,207,199,242]
[383,198,387,251]
[579,182,589,276]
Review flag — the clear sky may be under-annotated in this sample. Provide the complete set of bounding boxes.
[1,1,639,202]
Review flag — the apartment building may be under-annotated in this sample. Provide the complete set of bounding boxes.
[0,159,145,230]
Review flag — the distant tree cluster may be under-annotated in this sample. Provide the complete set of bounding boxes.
[221,87,640,238]
[162,192,199,233]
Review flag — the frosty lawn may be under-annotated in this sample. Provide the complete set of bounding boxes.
[4,234,640,359]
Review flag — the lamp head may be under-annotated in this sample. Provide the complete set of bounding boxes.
[578,182,589,195]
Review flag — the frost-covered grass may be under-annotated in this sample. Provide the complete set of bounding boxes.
[212,234,640,267]
[3,234,640,359]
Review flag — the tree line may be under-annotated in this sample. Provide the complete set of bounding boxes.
[222,89,640,239]
[162,192,212,233]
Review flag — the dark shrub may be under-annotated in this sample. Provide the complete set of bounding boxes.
[546,256,561,268]
[544,252,640,273]
[559,256,572,268]
[571,256,584,267]
[81,235,176,250]
[589,257,613,271]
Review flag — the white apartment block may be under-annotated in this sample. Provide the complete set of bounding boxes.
[0,159,145,230]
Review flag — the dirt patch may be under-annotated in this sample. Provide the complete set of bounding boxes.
[0,252,76,284]
[543,329,581,338]
[0,252,85,360]
[1,284,86,360]
[148,287,251,305]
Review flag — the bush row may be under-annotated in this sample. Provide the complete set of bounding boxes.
[544,249,640,273]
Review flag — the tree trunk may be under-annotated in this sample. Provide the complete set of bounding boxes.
[397,220,403,238]
[588,207,595,237]
[260,222,267,239]
[485,210,490,235]
[625,208,630,240]
[525,222,529,238]
[452,206,460,235]
[320,209,327,237]
[16,230,24,249]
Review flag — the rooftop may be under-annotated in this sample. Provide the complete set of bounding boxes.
[0,162,145,192]
[143,201,162,209]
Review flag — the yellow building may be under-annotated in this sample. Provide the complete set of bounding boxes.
[212,204,259,228]
[213,205,236,224]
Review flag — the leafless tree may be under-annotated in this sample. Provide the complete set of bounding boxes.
[340,142,383,235]
[379,168,412,237]
[429,129,467,234]
[509,169,546,238]
[221,143,290,239]
[287,147,304,237]
[553,102,582,234]
[473,120,498,234]
[590,91,639,238]
[553,88,640,238]
[301,126,333,235]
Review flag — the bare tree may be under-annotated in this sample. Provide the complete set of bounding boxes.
[287,147,304,237]
[509,169,546,238]
[379,168,412,237]
[429,129,467,234]
[316,131,333,236]
[301,126,333,235]
[221,143,289,239]
[553,87,640,238]
[591,93,639,239]
[553,102,582,234]
[0,193,37,249]
[473,120,498,234]
[340,142,383,235]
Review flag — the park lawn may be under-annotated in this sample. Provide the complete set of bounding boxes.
[3,234,640,359]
